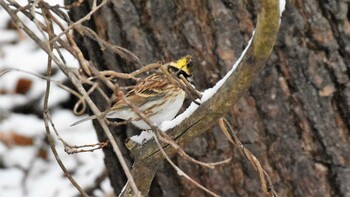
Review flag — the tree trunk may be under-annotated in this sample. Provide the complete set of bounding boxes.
[67,0,350,196]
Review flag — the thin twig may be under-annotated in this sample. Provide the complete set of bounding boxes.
[49,0,107,43]
[157,132,231,169]
[74,25,143,68]
[64,141,109,154]
[218,118,277,197]
[153,131,220,197]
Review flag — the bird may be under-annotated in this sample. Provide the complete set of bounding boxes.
[71,55,194,129]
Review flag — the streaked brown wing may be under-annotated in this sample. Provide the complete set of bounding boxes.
[133,74,169,97]
[111,74,169,111]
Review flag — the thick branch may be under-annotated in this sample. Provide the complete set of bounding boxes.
[123,0,281,195]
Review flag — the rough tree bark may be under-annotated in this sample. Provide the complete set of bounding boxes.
[67,0,350,196]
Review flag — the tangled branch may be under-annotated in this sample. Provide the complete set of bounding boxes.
[0,1,141,196]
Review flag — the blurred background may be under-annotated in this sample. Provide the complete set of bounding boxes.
[0,1,112,196]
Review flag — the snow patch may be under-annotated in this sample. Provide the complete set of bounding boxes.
[280,0,286,17]
[0,113,44,136]
[3,147,37,169]
[130,130,155,144]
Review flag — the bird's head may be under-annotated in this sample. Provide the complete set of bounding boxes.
[166,55,194,82]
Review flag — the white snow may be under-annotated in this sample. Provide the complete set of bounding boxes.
[0,10,11,28]
[3,146,37,169]
[280,0,286,17]
[0,30,17,43]
[0,168,24,188]
[130,130,155,144]
[0,168,24,197]
[0,113,45,136]
[0,95,27,110]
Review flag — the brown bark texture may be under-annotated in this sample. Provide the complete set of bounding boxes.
[67,0,350,196]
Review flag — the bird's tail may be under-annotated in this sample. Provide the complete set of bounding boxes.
[70,115,98,127]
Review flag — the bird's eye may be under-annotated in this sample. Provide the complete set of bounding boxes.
[176,70,190,79]
[168,65,191,81]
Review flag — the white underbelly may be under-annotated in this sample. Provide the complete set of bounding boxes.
[132,90,186,129]
[107,90,186,130]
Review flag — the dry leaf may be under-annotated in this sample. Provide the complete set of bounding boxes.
[319,85,335,97]
[0,131,34,147]
[15,78,32,94]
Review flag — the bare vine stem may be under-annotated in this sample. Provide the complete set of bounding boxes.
[219,118,277,197]
[41,15,88,195]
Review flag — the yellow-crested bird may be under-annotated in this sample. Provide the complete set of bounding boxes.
[71,55,193,129]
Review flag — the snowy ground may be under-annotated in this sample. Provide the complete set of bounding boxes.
[0,1,113,197]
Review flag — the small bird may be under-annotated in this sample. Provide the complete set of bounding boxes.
[72,55,194,129]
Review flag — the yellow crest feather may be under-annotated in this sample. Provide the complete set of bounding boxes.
[170,55,192,76]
